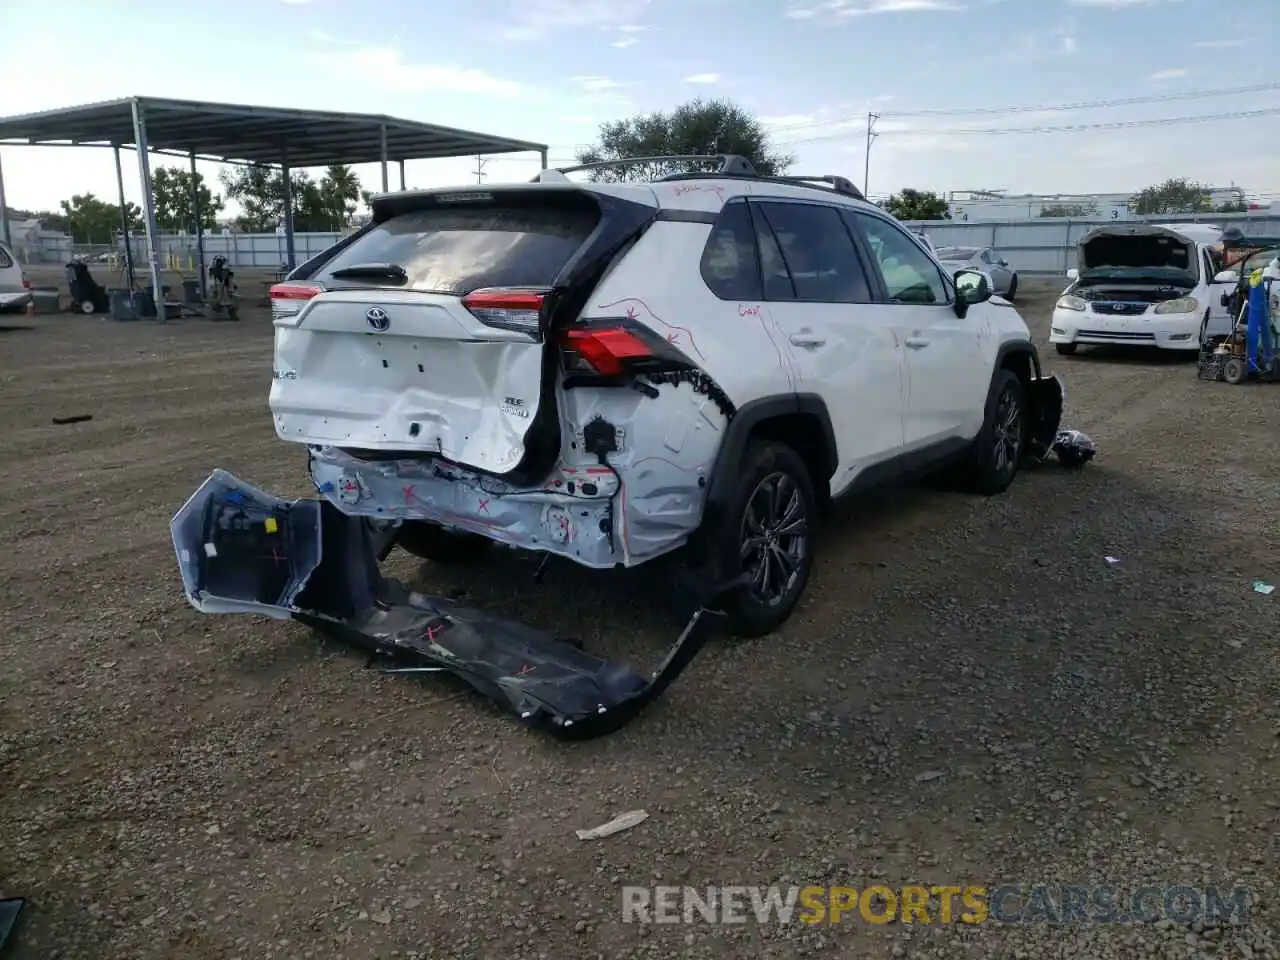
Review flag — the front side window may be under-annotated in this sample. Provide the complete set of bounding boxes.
[751,201,873,303]
[849,212,949,305]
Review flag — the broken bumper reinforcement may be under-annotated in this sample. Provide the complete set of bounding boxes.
[171,470,719,739]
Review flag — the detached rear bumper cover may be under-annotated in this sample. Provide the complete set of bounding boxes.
[172,471,716,738]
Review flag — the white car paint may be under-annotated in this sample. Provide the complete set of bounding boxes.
[1051,224,1235,352]
[269,176,1042,575]
[0,242,31,311]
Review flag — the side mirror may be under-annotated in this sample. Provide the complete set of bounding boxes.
[1066,267,1079,280]
[997,258,1009,267]
[953,268,990,318]
[1213,270,1238,284]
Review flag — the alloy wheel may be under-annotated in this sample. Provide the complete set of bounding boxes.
[739,472,808,606]
[992,386,1023,475]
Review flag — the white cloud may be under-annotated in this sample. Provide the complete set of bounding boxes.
[570,75,624,92]
[1148,68,1187,82]
[786,0,961,20]
[610,37,639,48]
[1067,0,1178,6]
[500,0,652,42]
[318,47,527,97]
[1193,38,1249,49]
[683,73,721,84]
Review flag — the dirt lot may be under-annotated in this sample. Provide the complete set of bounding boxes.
[1,276,1277,960]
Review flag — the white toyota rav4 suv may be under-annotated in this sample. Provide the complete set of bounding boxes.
[268,156,1064,637]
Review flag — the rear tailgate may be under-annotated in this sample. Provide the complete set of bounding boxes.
[270,186,657,475]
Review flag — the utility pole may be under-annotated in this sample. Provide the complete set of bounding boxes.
[863,112,879,199]
[474,156,488,184]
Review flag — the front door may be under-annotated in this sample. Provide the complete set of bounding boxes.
[848,211,991,451]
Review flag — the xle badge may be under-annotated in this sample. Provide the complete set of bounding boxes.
[501,397,531,419]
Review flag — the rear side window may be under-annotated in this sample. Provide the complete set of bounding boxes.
[0,245,13,269]
[752,201,873,303]
[700,200,762,300]
[315,200,601,295]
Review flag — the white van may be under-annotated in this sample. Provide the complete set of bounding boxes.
[0,241,31,313]
[1050,223,1235,354]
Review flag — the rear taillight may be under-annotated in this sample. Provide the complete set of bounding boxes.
[461,288,546,337]
[269,282,323,323]
[561,327,655,377]
[21,279,30,289]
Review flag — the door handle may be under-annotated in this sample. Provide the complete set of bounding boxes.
[789,333,826,348]
[904,336,930,349]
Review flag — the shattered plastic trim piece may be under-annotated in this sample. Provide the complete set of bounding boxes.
[171,471,722,739]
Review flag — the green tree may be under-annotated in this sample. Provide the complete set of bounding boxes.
[2,206,69,232]
[1039,202,1098,218]
[151,166,224,231]
[316,165,361,229]
[1216,201,1248,213]
[58,193,143,243]
[1128,178,1212,216]
[576,98,794,182]
[883,189,950,221]
[220,165,364,232]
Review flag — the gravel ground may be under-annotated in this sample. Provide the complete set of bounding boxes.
[1,276,1277,960]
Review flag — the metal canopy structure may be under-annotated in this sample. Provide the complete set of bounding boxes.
[0,96,550,314]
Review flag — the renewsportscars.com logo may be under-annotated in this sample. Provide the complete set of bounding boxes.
[621,885,1251,926]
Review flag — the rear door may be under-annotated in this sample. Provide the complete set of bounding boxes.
[269,187,655,476]
[745,198,907,488]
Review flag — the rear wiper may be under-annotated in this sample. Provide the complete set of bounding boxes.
[328,262,408,283]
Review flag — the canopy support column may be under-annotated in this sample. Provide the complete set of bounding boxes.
[130,99,165,320]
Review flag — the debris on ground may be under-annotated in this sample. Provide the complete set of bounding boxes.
[576,810,649,840]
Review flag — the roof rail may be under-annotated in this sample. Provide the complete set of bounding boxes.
[774,175,864,200]
[531,154,759,182]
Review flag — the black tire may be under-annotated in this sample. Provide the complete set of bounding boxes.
[1198,310,1209,347]
[1055,343,1078,356]
[957,369,1026,496]
[1005,275,1018,301]
[704,441,817,638]
[396,521,494,563]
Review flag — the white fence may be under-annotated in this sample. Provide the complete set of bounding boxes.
[29,210,1280,275]
[901,212,1280,276]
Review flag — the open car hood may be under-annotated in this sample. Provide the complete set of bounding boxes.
[1076,224,1197,282]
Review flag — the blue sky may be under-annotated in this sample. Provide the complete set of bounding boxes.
[1,0,1277,215]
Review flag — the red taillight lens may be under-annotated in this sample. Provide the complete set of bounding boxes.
[462,288,545,336]
[269,282,323,322]
[561,327,654,377]
[21,279,30,289]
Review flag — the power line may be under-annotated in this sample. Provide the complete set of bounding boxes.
[764,80,1280,134]
[778,106,1280,146]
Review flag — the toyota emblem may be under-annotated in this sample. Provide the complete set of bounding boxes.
[366,306,390,331]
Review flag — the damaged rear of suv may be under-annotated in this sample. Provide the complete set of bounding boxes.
[270,179,730,574]
[171,155,1087,737]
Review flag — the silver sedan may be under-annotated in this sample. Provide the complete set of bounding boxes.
[934,245,1019,300]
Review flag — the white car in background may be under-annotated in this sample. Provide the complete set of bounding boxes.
[935,245,1019,300]
[0,241,32,313]
[1050,223,1234,355]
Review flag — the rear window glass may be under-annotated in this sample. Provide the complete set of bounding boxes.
[0,245,13,269]
[315,201,600,294]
